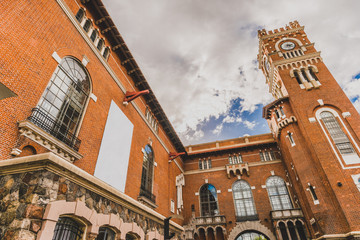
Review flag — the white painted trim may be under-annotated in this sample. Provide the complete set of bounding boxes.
[52,51,62,63]
[90,93,97,102]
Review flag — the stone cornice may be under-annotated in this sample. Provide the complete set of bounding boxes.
[273,51,322,67]
[0,153,184,232]
[18,120,83,162]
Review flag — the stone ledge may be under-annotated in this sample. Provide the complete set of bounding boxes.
[18,120,82,162]
[0,152,184,232]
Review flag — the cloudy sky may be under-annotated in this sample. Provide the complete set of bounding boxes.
[103,0,360,145]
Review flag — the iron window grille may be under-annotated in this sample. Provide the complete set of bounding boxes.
[28,108,81,151]
[139,187,156,203]
[52,217,83,240]
[96,227,116,240]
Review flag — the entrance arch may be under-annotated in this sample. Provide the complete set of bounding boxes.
[236,230,268,240]
[227,221,276,240]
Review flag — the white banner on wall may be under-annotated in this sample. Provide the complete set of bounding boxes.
[94,100,134,192]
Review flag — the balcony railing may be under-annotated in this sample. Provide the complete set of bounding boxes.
[139,187,156,204]
[270,208,303,220]
[236,214,259,222]
[27,108,81,151]
[195,215,226,226]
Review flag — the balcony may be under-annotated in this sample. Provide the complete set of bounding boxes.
[270,208,303,220]
[138,187,157,209]
[226,162,249,178]
[17,108,83,162]
[236,214,259,222]
[28,108,81,151]
[195,215,226,227]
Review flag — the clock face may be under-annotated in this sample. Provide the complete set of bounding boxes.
[281,41,295,50]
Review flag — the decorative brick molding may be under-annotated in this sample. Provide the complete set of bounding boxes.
[18,120,82,162]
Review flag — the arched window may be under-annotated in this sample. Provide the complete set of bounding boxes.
[279,222,289,240]
[97,39,104,51]
[75,8,84,23]
[301,69,309,82]
[96,226,116,240]
[287,221,298,240]
[140,145,155,201]
[126,233,138,240]
[236,231,267,240]
[232,180,257,221]
[296,220,307,240]
[33,57,90,150]
[103,47,110,59]
[90,29,98,42]
[266,176,292,210]
[53,217,84,240]
[200,184,219,216]
[83,19,91,33]
[320,111,355,155]
[294,70,302,85]
[309,68,319,81]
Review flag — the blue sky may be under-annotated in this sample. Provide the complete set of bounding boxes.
[104,0,360,145]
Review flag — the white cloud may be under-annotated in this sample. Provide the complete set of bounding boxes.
[212,124,223,135]
[104,0,360,144]
[243,120,256,130]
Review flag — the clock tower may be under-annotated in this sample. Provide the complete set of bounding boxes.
[259,21,360,239]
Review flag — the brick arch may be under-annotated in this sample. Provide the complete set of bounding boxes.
[121,222,145,240]
[227,221,276,240]
[147,229,163,240]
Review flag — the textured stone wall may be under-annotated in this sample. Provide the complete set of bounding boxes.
[0,170,166,240]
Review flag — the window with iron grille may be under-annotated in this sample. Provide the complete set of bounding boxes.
[52,217,84,240]
[33,57,90,150]
[320,111,355,155]
[96,226,116,240]
[232,180,257,220]
[200,184,219,216]
[266,176,293,210]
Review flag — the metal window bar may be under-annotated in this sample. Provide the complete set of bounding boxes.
[139,187,156,203]
[28,108,81,151]
[53,217,83,240]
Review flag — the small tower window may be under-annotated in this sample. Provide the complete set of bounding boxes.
[279,106,285,116]
[309,68,319,81]
[83,19,91,33]
[294,70,302,85]
[301,69,310,82]
[275,109,281,119]
[75,8,85,23]
[288,132,295,146]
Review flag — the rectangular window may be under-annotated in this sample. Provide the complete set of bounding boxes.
[170,200,175,213]
[259,152,265,162]
[208,159,212,168]
[199,160,203,170]
[229,155,233,164]
[203,160,208,169]
[288,133,295,146]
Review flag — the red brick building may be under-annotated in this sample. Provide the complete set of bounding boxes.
[0,1,359,240]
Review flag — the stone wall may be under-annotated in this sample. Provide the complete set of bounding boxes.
[0,170,170,240]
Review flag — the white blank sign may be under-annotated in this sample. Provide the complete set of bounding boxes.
[94,100,134,192]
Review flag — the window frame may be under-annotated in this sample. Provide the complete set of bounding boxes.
[266,176,293,210]
[199,184,219,216]
[232,180,257,221]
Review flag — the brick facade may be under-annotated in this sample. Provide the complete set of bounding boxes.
[0,1,359,240]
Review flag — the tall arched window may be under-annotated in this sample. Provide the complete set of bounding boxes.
[103,47,110,59]
[32,57,90,150]
[266,176,292,210]
[320,111,355,155]
[200,184,219,216]
[232,180,257,221]
[53,217,84,240]
[96,226,116,240]
[294,70,302,85]
[140,145,155,202]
